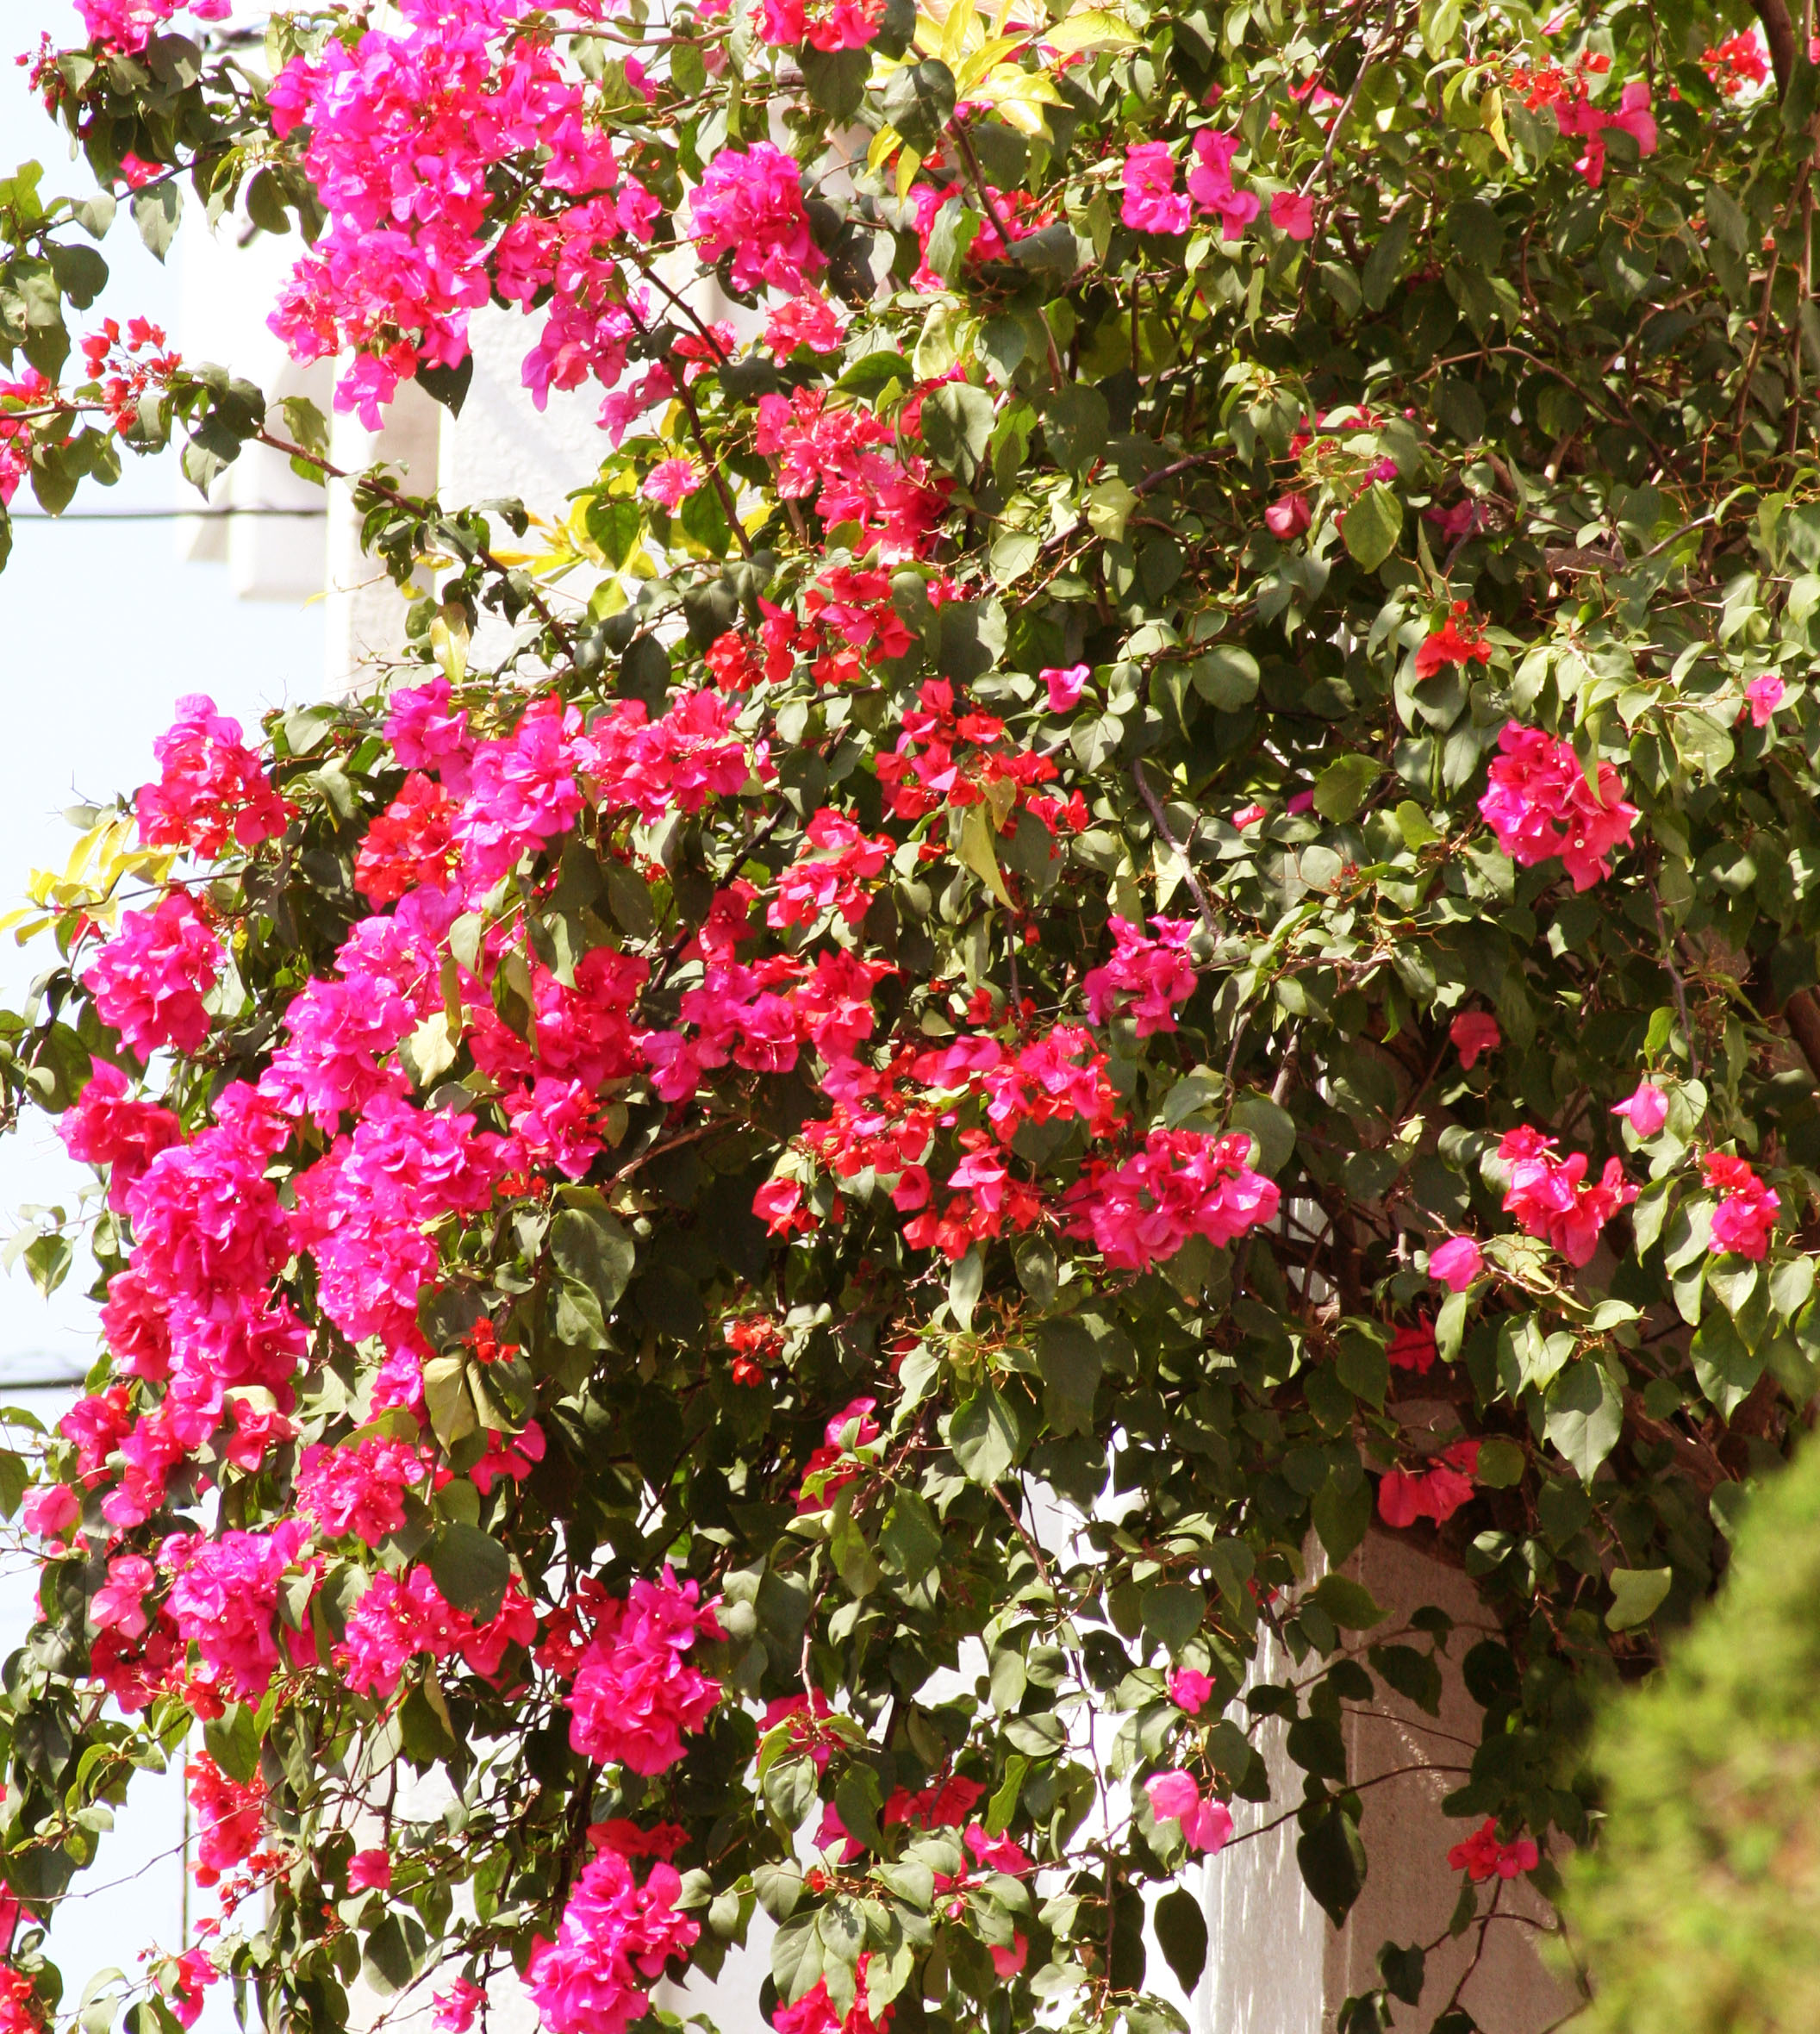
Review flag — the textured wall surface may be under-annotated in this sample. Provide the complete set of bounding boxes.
[1202,1525,1574,2034]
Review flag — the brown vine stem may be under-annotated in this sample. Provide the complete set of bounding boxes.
[620,303,755,561]
[1131,758,1222,938]
[252,428,577,658]
[946,115,1067,384]
[1297,0,1409,209]
[1730,238,1786,455]
[1649,875,1702,1078]
[1443,1878,1503,2012]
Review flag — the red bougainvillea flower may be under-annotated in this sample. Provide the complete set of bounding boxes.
[1388,1320,1438,1375]
[1449,1818,1541,1881]
[1414,602,1493,678]
[1378,1440,1480,1528]
[1701,28,1769,95]
[1449,1010,1500,1069]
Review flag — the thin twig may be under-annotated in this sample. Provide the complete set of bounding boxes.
[948,117,1066,383]
[1131,758,1222,937]
[1649,876,1701,1077]
[253,430,577,658]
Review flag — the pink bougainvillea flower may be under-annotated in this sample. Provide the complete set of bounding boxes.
[1043,664,1091,712]
[1269,189,1315,239]
[1168,1667,1215,1714]
[641,459,702,509]
[347,1849,393,1892]
[1185,128,1259,239]
[84,892,223,1061]
[1611,1081,1668,1139]
[764,293,845,355]
[1497,1126,1636,1267]
[1427,498,1482,542]
[1121,143,1190,234]
[1449,1818,1541,1881]
[1083,917,1197,1035]
[1449,1010,1500,1070]
[1742,673,1786,727]
[433,1981,483,2034]
[1145,1769,1233,1853]
[525,1850,699,2034]
[1264,490,1312,538]
[1478,723,1638,889]
[1231,803,1267,829]
[689,141,825,296]
[1704,1151,1779,1259]
[22,1482,79,1541]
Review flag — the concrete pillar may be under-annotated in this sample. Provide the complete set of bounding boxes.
[1204,1527,1573,2033]
[323,378,443,696]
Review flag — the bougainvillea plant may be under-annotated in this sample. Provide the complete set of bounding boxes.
[0,0,1815,2027]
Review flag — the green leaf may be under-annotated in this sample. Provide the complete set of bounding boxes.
[880,1489,944,1583]
[1043,384,1110,474]
[949,1386,1019,1483]
[1206,1536,1256,1612]
[203,1704,260,1786]
[924,383,995,475]
[421,1352,478,1447]
[1368,1644,1443,1716]
[1312,1463,1373,1566]
[948,1244,984,1330]
[1141,1581,1205,1652]
[1035,1317,1106,1434]
[549,1204,636,1336]
[1691,1307,1763,1420]
[1544,1359,1624,1481]
[1229,1092,1296,1174]
[1394,799,1440,848]
[1378,1941,1426,2006]
[882,58,956,151]
[1298,1804,1368,1926]
[1341,483,1403,571]
[1474,1437,1526,1488]
[1314,753,1383,822]
[362,1914,426,1997]
[427,1524,511,1623]
[1362,212,1411,310]
[1154,1887,1208,1992]
[1191,644,1261,710]
[1310,1575,1387,1629]
[829,1491,881,1598]
[131,182,181,261]
[1605,1566,1673,1632]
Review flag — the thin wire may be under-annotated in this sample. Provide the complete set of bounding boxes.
[9,506,327,523]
